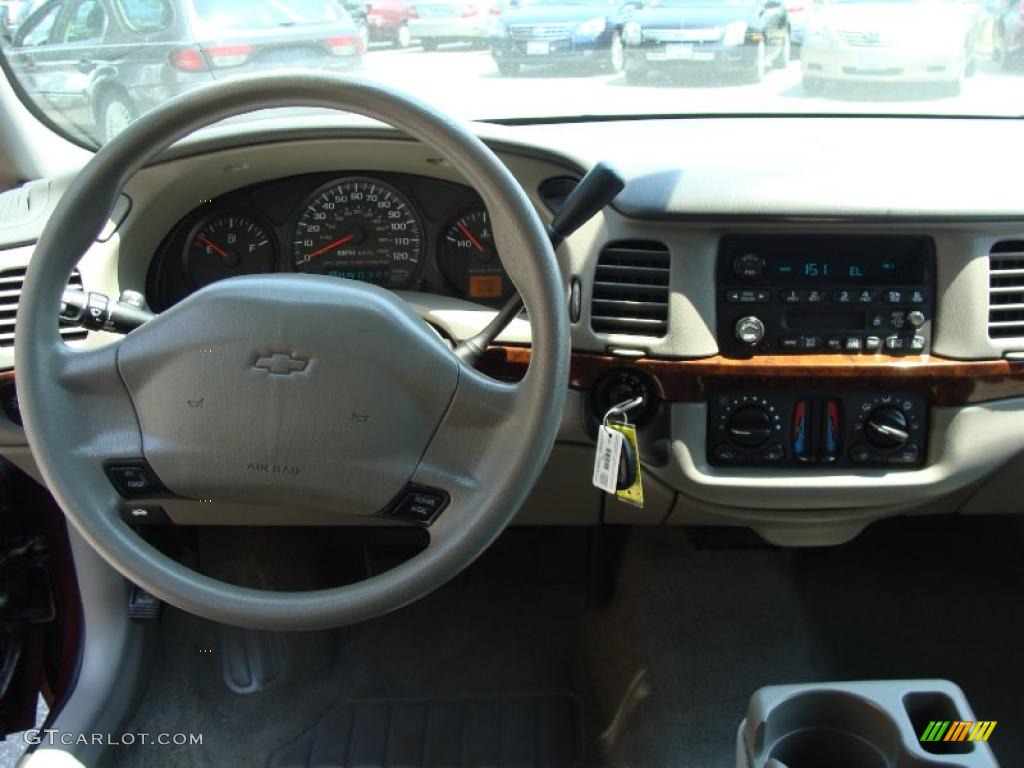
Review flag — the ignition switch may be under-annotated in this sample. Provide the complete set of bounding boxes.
[591,369,657,426]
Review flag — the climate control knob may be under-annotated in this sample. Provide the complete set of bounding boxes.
[735,316,766,346]
[727,405,773,448]
[864,406,910,449]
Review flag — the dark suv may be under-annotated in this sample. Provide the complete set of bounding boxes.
[4,0,364,145]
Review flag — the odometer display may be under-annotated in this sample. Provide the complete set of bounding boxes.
[292,178,423,288]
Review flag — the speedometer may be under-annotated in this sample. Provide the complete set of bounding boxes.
[292,177,423,288]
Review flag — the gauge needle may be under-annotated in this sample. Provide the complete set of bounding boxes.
[457,221,485,254]
[196,234,232,263]
[306,234,355,261]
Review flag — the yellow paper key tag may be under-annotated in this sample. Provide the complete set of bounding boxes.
[608,421,644,508]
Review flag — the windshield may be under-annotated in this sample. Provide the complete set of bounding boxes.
[0,0,1018,147]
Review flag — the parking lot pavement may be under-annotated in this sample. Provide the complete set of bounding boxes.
[358,44,1023,122]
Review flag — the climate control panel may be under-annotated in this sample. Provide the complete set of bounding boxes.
[708,391,927,469]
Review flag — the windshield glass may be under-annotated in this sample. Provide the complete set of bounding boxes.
[0,0,1018,147]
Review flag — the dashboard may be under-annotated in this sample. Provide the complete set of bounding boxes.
[1,115,1024,544]
[146,171,514,312]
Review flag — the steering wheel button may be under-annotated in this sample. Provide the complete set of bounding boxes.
[389,487,449,524]
[104,460,166,499]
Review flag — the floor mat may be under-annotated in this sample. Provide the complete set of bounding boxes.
[268,694,582,768]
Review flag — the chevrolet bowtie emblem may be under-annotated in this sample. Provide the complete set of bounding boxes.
[253,353,309,376]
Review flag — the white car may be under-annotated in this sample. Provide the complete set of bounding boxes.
[801,0,980,94]
[408,0,497,50]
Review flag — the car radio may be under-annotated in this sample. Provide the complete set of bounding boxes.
[716,235,935,356]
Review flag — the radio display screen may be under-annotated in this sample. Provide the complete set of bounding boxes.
[721,235,932,285]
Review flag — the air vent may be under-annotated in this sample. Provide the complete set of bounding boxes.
[591,241,670,337]
[988,241,1024,339]
[0,267,88,348]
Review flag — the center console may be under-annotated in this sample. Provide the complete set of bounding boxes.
[716,235,935,357]
[709,235,936,470]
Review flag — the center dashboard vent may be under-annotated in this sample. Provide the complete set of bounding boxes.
[0,267,88,348]
[591,241,670,337]
[988,241,1024,339]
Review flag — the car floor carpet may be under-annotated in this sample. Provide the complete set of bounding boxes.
[105,516,1024,768]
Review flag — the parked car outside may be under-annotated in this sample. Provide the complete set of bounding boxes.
[801,0,981,95]
[622,0,791,84]
[489,0,637,76]
[409,0,497,50]
[341,0,370,50]
[988,0,1022,67]
[786,0,806,46]
[4,0,364,146]
[366,0,415,46]
[0,0,44,38]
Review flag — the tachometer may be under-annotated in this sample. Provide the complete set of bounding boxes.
[292,177,424,288]
[184,213,277,289]
[438,208,511,302]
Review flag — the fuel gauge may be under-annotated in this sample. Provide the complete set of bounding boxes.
[184,213,277,289]
[438,209,512,303]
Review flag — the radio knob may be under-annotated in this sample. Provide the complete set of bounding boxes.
[735,316,766,346]
[864,406,910,449]
[906,310,926,329]
[728,405,773,448]
[732,252,765,279]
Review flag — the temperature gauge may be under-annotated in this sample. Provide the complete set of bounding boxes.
[438,209,511,302]
[184,213,277,289]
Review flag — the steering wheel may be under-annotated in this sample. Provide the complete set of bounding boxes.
[15,75,568,631]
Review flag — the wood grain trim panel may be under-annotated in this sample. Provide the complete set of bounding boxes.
[477,346,1024,406]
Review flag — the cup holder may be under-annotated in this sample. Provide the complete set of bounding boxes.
[770,729,890,768]
[755,691,902,768]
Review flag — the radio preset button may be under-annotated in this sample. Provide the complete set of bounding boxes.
[805,289,828,303]
[856,289,876,303]
[884,290,904,304]
[833,289,852,304]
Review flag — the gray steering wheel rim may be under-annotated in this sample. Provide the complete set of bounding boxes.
[15,74,568,630]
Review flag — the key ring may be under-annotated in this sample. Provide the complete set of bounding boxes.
[603,396,644,428]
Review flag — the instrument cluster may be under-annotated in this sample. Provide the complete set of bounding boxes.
[146,171,513,311]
